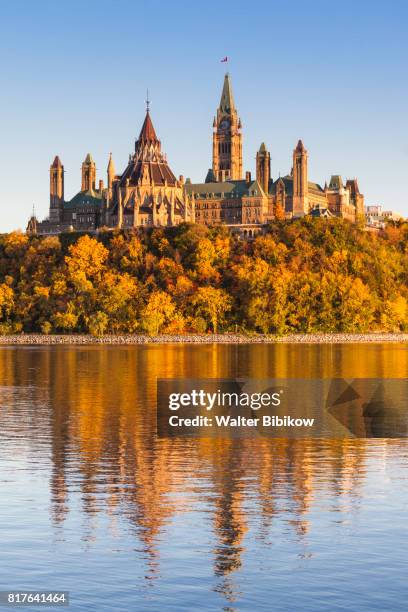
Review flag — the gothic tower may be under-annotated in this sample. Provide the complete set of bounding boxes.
[49,156,64,222]
[256,143,271,194]
[212,73,242,181]
[292,140,309,217]
[81,153,96,192]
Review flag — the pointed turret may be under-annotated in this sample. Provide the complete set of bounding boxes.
[293,139,309,217]
[134,110,162,161]
[52,155,62,168]
[138,111,159,144]
[107,152,115,190]
[119,108,177,189]
[295,139,306,153]
[219,72,235,113]
[256,142,271,194]
[49,155,64,222]
[81,153,96,192]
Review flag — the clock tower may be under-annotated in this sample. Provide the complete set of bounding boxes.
[212,73,242,181]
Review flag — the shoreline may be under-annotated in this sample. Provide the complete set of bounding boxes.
[0,333,407,345]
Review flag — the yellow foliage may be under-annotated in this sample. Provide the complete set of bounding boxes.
[253,235,287,264]
[53,303,79,331]
[0,220,407,335]
[141,291,176,335]
[0,283,14,318]
[381,296,408,331]
[3,232,28,254]
[34,285,50,299]
[52,275,68,296]
[213,235,231,263]
[66,235,108,279]
[191,286,232,333]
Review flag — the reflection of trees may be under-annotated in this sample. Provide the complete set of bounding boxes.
[0,343,405,596]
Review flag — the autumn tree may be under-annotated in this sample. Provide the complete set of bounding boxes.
[0,218,406,335]
[191,286,232,333]
[140,290,177,335]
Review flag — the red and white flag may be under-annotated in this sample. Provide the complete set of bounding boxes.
[221,56,228,63]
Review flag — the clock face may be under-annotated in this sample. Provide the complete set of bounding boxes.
[219,118,230,130]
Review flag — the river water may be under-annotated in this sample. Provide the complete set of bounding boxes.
[0,344,407,611]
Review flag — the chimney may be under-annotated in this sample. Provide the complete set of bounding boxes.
[99,179,104,192]
[246,171,251,184]
[179,175,185,185]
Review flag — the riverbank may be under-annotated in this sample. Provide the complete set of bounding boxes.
[0,333,407,345]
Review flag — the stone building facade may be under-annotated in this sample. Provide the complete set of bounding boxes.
[105,110,194,229]
[29,73,364,236]
[186,74,364,231]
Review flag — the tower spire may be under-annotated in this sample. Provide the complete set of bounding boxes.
[146,89,150,113]
[137,111,159,144]
[81,153,96,191]
[256,143,271,194]
[219,72,235,113]
[293,139,309,217]
[49,155,64,222]
[107,152,115,190]
[212,73,242,181]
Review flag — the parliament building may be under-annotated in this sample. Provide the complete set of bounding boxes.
[28,74,365,236]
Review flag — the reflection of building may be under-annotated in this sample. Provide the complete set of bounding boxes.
[2,344,406,600]
[28,74,366,236]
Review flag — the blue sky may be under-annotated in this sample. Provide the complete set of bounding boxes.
[0,0,407,231]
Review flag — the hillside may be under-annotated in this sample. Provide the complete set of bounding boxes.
[0,218,407,335]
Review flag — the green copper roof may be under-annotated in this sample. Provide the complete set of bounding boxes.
[186,179,264,198]
[329,175,343,190]
[205,168,217,183]
[64,189,103,209]
[269,176,323,196]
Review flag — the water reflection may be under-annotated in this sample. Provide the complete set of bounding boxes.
[0,343,407,610]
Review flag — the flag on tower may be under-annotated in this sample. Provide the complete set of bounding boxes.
[221,56,228,63]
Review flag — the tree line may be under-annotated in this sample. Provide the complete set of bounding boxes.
[0,218,407,335]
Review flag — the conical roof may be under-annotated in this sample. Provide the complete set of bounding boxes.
[219,73,235,113]
[52,155,62,167]
[107,152,115,173]
[84,153,95,164]
[295,139,305,152]
[119,109,176,188]
[138,111,158,142]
